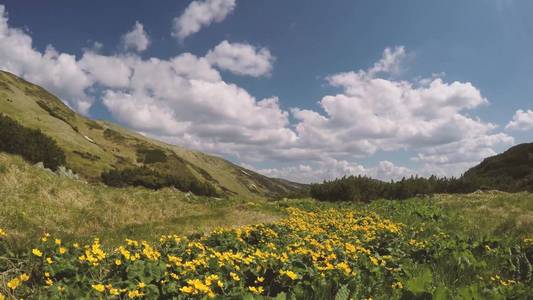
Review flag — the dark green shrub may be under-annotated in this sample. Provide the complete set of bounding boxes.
[101,166,218,196]
[310,175,480,202]
[103,128,126,143]
[136,147,168,164]
[0,114,65,170]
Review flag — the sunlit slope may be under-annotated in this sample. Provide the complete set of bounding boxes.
[0,70,305,198]
[0,152,281,247]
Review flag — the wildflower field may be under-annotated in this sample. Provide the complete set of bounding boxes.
[1,194,533,299]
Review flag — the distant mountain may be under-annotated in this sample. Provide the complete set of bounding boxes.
[463,142,533,191]
[0,70,306,198]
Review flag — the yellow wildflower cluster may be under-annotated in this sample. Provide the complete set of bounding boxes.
[179,278,216,298]
[7,273,30,290]
[0,228,6,238]
[4,208,409,298]
[490,275,517,286]
[32,248,43,257]
[78,238,106,266]
[408,239,428,249]
[391,281,403,289]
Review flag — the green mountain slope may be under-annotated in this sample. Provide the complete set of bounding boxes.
[464,142,533,191]
[0,70,305,199]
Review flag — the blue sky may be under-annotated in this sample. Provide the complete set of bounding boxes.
[0,0,532,182]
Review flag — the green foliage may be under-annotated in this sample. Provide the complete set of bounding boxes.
[334,284,350,300]
[136,147,168,164]
[101,166,219,196]
[103,128,126,143]
[85,120,104,130]
[310,143,533,203]
[1,201,533,299]
[310,175,479,202]
[72,150,100,162]
[0,114,65,170]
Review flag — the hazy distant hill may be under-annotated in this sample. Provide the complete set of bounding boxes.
[464,142,533,191]
[0,70,305,198]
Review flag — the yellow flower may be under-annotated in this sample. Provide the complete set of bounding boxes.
[92,284,105,293]
[336,262,352,275]
[59,247,67,254]
[32,248,43,257]
[256,276,265,283]
[128,289,144,298]
[110,288,121,296]
[230,272,240,281]
[115,259,122,266]
[41,234,49,242]
[138,282,146,288]
[280,270,298,280]
[0,293,5,300]
[73,243,80,249]
[7,273,30,290]
[19,273,30,282]
[180,286,194,294]
[248,286,265,294]
[0,228,6,238]
[45,272,51,277]
[55,238,62,245]
[45,278,53,286]
[392,282,403,289]
[46,257,53,264]
[7,278,20,290]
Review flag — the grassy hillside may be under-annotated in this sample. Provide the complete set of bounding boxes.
[0,157,532,298]
[0,153,281,250]
[0,70,305,199]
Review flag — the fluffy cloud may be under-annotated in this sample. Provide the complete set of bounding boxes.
[506,109,533,131]
[0,6,93,113]
[79,52,132,88]
[172,0,236,40]
[413,133,514,176]
[287,47,513,178]
[206,40,274,77]
[0,4,515,183]
[121,21,150,52]
[87,53,296,157]
[247,159,415,184]
[368,46,406,76]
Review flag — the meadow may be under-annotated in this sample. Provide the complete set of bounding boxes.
[1,153,533,299]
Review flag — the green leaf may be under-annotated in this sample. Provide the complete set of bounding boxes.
[405,267,433,295]
[273,292,287,300]
[334,284,350,300]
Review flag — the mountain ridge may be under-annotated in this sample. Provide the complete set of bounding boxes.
[463,142,533,191]
[0,70,306,198]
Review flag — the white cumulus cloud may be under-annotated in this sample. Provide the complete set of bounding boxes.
[172,0,236,41]
[247,159,415,184]
[0,5,93,113]
[288,46,512,178]
[368,46,406,76]
[0,4,516,183]
[121,21,150,52]
[206,40,274,77]
[506,109,533,131]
